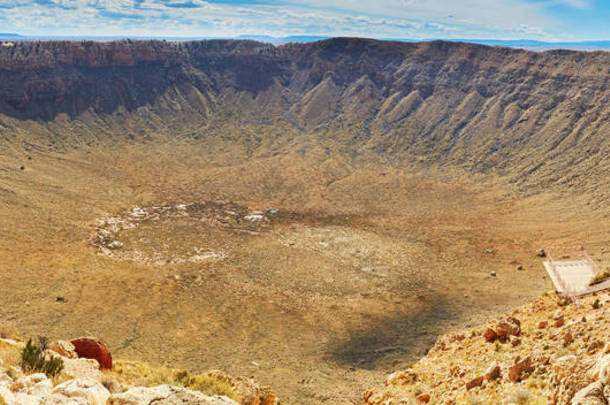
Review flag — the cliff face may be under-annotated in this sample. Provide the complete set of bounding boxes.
[0,38,608,193]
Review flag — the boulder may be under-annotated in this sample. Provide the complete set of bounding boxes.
[508,356,533,382]
[0,372,12,387]
[484,362,501,381]
[107,241,124,250]
[60,357,104,381]
[384,370,417,386]
[70,338,112,369]
[590,354,610,385]
[107,385,239,405]
[12,392,45,404]
[416,393,431,403]
[571,381,607,405]
[39,394,89,404]
[0,386,16,405]
[496,317,521,341]
[563,332,574,347]
[466,376,484,390]
[52,378,110,405]
[13,373,53,396]
[48,341,78,359]
[233,376,275,405]
[483,328,497,343]
[244,214,265,222]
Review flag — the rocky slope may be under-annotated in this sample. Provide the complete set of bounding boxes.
[363,290,610,405]
[0,332,276,405]
[0,38,608,197]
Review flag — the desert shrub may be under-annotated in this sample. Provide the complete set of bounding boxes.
[20,337,64,377]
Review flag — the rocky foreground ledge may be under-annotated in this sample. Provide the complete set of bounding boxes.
[0,335,276,405]
[364,290,610,405]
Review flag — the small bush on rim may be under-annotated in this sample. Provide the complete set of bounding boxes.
[20,337,64,377]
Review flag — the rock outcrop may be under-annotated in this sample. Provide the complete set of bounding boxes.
[363,290,610,404]
[70,338,112,370]
[107,385,239,405]
[1,335,276,405]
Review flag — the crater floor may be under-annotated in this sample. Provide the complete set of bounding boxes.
[0,145,607,404]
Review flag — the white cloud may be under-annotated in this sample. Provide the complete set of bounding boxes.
[0,0,584,40]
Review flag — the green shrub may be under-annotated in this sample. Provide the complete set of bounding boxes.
[20,337,64,377]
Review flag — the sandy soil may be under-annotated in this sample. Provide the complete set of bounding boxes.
[0,143,607,404]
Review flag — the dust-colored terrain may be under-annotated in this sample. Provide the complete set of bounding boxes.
[0,39,608,404]
[1,144,607,404]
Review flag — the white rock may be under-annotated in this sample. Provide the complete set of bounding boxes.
[60,357,104,381]
[13,392,44,405]
[589,354,610,384]
[571,381,606,405]
[52,378,110,405]
[108,240,124,250]
[39,394,88,405]
[0,385,16,405]
[0,338,23,349]
[0,372,11,387]
[107,385,239,405]
[14,373,52,396]
[244,214,265,222]
[47,341,78,359]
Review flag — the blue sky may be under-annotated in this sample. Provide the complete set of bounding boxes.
[0,0,609,41]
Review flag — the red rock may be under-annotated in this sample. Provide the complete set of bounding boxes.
[484,328,497,342]
[496,317,521,341]
[416,394,431,403]
[587,340,605,355]
[450,334,465,343]
[70,337,112,369]
[563,332,574,347]
[538,321,548,329]
[466,376,484,390]
[508,356,533,382]
[555,317,565,327]
[485,362,501,381]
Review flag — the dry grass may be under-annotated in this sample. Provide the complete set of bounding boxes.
[110,360,239,401]
[589,268,610,286]
[0,322,19,340]
[0,340,20,370]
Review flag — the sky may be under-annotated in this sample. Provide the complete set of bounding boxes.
[0,0,609,41]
